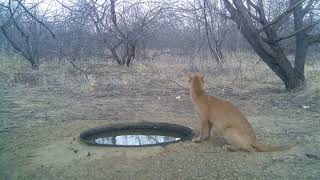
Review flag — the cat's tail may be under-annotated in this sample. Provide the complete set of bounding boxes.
[251,140,300,152]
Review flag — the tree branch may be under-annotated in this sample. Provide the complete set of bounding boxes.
[258,0,307,33]
[15,0,55,39]
[247,0,259,10]
[303,0,315,15]
[257,0,268,25]
[307,34,320,45]
[6,0,32,39]
[247,10,261,22]
[0,26,32,61]
[276,18,320,42]
[243,0,267,24]
[0,3,9,8]
[0,26,21,52]
[55,0,74,12]
[222,0,237,18]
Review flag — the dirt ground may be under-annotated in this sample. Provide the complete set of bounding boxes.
[0,57,320,180]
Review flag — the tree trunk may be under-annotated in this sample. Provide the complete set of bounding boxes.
[214,43,224,62]
[292,0,307,79]
[110,47,124,65]
[125,44,135,67]
[237,18,304,89]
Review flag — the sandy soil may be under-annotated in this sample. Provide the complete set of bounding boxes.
[0,62,320,180]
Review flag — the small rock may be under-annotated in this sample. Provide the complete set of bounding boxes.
[73,149,78,154]
[72,137,76,141]
[87,152,91,157]
[176,96,181,99]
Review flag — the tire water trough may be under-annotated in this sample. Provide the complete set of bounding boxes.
[80,122,193,147]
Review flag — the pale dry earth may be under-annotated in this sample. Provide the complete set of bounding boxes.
[0,58,320,180]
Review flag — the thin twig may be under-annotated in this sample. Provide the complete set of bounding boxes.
[66,57,89,80]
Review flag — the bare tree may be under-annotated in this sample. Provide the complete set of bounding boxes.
[222,0,320,89]
[0,0,55,70]
[70,0,167,66]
